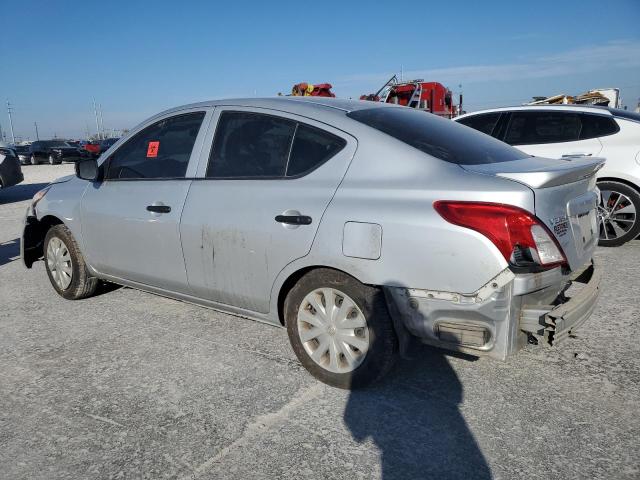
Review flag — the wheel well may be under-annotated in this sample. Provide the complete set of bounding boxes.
[276,266,361,326]
[24,215,64,266]
[597,177,640,193]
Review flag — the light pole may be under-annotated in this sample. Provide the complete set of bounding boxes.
[92,98,101,140]
[34,122,40,140]
[98,103,105,139]
[6,100,16,144]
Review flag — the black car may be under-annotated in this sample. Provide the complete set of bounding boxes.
[28,140,89,165]
[14,145,31,165]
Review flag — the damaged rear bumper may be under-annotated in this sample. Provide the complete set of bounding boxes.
[384,260,600,359]
[520,262,600,346]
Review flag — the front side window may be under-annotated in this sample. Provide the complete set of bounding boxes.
[456,113,502,137]
[505,112,581,145]
[106,112,205,180]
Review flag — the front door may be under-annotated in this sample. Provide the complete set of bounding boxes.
[180,107,356,313]
[80,109,210,293]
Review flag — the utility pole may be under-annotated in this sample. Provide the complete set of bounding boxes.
[0,121,4,142]
[34,122,40,140]
[6,100,16,144]
[92,98,101,140]
[98,103,105,139]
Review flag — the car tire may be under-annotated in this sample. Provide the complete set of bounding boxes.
[285,268,397,389]
[48,154,56,165]
[44,224,99,300]
[30,154,38,165]
[597,181,640,247]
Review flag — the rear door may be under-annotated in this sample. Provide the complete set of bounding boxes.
[180,107,356,313]
[80,109,211,293]
[502,111,602,159]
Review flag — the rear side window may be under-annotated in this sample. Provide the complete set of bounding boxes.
[580,114,619,139]
[207,112,296,178]
[505,112,581,145]
[286,124,346,177]
[347,107,528,165]
[456,113,501,137]
[106,112,205,180]
[206,112,346,178]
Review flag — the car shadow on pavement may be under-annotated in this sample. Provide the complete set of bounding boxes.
[0,182,49,205]
[0,238,20,267]
[344,345,491,480]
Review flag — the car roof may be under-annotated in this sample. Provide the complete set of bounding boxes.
[151,97,388,124]
[456,104,622,120]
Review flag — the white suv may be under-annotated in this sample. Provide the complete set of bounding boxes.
[455,105,640,246]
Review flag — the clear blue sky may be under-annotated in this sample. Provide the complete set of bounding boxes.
[1,0,639,140]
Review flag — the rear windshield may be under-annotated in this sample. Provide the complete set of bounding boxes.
[347,107,529,165]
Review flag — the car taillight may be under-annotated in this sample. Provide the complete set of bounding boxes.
[433,201,566,269]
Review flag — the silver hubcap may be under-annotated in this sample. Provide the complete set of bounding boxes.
[599,190,637,241]
[46,237,73,290]
[297,288,369,374]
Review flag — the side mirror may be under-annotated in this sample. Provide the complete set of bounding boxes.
[75,158,100,182]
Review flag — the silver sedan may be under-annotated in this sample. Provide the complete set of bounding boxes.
[22,98,602,388]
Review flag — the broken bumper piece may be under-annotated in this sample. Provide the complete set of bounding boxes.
[520,261,601,346]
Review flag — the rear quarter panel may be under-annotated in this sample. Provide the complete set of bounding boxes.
[598,118,640,188]
[271,134,535,301]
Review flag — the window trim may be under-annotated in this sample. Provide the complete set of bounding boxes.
[102,110,208,182]
[203,110,347,181]
[503,110,583,146]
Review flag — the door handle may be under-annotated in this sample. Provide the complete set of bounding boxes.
[562,153,592,158]
[275,215,312,225]
[147,204,171,213]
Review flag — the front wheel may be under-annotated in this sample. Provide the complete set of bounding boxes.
[30,154,38,165]
[285,268,397,389]
[48,154,56,165]
[598,181,640,247]
[44,225,98,300]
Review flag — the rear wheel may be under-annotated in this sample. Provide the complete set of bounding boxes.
[48,154,56,165]
[285,268,397,389]
[30,154,38,165]
[44,225,98,300]
[597,181,640,247]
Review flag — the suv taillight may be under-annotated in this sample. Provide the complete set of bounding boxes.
[433,201,567,270]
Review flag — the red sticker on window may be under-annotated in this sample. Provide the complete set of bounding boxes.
[147,141,159,158]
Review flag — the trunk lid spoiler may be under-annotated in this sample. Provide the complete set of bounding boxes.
[459,156,605,189]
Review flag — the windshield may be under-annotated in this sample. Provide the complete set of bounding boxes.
[347,107,529,165]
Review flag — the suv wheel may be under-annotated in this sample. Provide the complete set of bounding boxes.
[30,154,38,165]
[598,181,640,247]
[44,225,98,300]
[285,268,397,389]
[48,154,56,165]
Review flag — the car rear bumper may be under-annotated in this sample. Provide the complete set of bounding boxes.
[385,260,600,359]
[519,262,600,345]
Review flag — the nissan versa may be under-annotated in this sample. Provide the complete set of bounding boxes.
[22,98,602,388]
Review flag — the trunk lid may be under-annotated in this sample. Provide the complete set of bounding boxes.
[460,156,605,271]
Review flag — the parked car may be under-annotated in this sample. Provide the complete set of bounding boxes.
[83,141,102,157]
[28,140,89,165]
[455,105,640,246]
[14,144,31,165]
[0,142,24,189]
[22,98,602,388]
